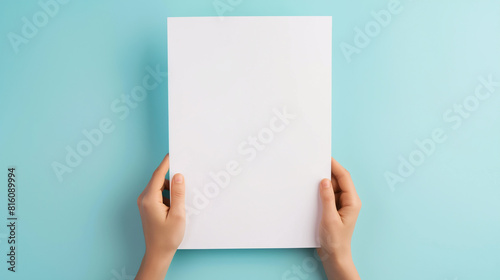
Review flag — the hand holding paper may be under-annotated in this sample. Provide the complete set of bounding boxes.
[318,157,362,280]
[135,154,185,280]
[135,155,362,280]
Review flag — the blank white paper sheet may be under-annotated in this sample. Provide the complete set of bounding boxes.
[168,16,331,249]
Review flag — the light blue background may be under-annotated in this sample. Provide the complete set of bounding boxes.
[1,0,499,279]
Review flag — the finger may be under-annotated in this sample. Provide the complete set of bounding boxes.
[331,157,356,194]
[148,154,170,191]
[162,179,170,207]
[319,178,339,221]
[162,179,170,191]
[329,176,341,210]
[169,173,185,218]
[331,175,340,193]
[331,157,361,210]
[163,196,170,207]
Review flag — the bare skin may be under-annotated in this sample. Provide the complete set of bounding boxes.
[317,157,362,280]
[135,155,361,280]
[135,154,185,280]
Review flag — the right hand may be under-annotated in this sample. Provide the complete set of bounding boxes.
[317,157,362,263]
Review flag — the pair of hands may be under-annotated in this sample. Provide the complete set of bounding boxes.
[136,154,361,280]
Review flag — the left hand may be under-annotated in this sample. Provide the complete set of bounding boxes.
[137,154,186,262]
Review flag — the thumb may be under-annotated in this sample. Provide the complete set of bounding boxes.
[319,179,339,221]
[169,173,186,218]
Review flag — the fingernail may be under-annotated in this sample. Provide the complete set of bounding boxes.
[174,173,184,183]
[321,180,330,189]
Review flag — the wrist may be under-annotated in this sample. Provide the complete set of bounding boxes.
[329,251,354,267]
[320,244,351,261]
[320,249,359,280]
[144,248,176,266]
[136,249,175,280]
